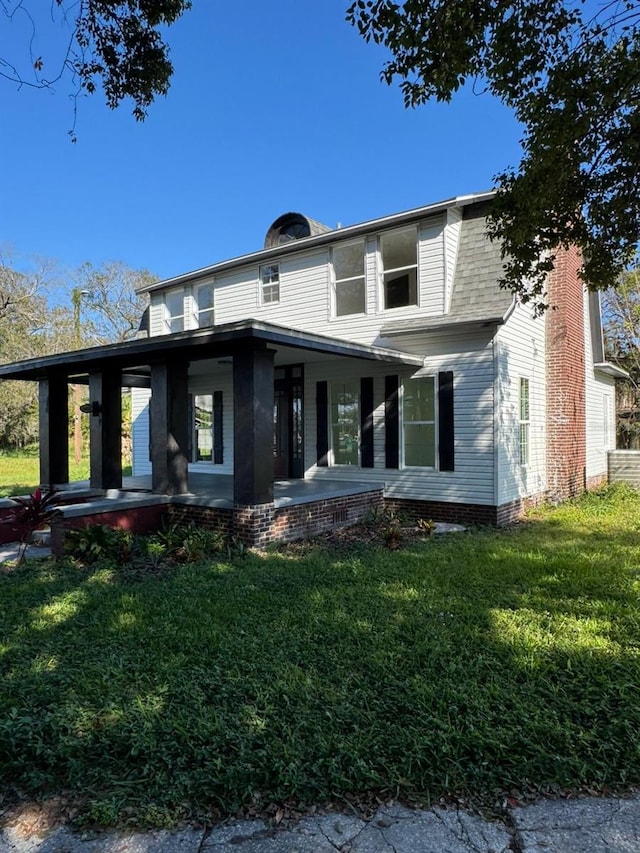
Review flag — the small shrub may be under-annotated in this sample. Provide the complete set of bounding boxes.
[150,522,226,564]
[416,518,437,537]
[363,505,402,529]
[65,525,132,566]
[383,525,403,550]
[5,487,60,565]
[65,521,235,574]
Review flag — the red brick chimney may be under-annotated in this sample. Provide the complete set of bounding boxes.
[545,246,587,501]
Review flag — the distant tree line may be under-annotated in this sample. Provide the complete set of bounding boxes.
[0,255,152,451]
[603,268,640,449]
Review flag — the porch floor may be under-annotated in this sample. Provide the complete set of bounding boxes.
[53,473,385,510]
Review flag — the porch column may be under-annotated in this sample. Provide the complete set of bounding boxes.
[149,361,189,495]
[88,369,123,490]
[39,376,69,487]
[233,344,275,505]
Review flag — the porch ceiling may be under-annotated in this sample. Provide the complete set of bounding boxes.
[0,319,423,383]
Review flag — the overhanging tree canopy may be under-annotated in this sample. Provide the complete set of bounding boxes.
[348,0,640,311]
[1,0,190,129]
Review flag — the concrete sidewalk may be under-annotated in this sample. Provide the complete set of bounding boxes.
[2,794,639,852]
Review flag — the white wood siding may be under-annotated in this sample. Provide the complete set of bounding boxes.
[131,387,151,476]
[609,450,640,487]
[495,303,547,504]
[304,330,496,505]
[146,213,462,346]
[214,250,330,330]
[149,293,166,337]
[444,207,462,313]
[188,367,234,475]
[418,217,446,314]
[584,293,615,478]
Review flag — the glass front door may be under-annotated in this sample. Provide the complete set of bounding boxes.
[273,365,304,478]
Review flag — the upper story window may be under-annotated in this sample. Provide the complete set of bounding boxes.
[381,226,418,310]
[403,376,436,467]
[196,283,214,328]
[164,289,185,333]
[519,377,530,466]
[260,263,280,304]
[333,240,365,316]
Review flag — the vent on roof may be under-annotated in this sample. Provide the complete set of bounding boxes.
[264,212,332,249]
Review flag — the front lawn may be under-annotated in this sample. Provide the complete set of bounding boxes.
[0,447,132,497]
[1,486,639,827]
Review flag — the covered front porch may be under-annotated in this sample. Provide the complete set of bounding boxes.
[31,473,384,552]
[47,472,384,510]
[0,319,420,544]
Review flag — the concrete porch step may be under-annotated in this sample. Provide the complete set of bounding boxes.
[30,527,51,546]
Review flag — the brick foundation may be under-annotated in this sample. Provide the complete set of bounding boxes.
[168,490,384,547]
[384,497,499,526]
[385,493,545,527]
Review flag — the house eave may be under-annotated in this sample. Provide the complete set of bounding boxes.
[137,190,497,294]
[0,319,423,382]
[382,315,508,337]
[594,362,630,379]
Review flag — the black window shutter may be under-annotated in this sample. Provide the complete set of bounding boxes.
[187,394,194,462]
[438,371,455,471]
[316,380,329,466]
[213,390,223,464]
[385,375,399,469]
[148,397,153,463]
[360,377,374,468]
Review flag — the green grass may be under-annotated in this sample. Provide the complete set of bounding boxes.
[1,485,640,827]
[0,447,132,497]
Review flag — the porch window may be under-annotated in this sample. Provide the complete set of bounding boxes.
[403,376,436,467]
[164,289,185,333]
[331,380,359,465]
[381,226,417,310]
[196,283,214,327]
[333,241,365,316]
[194,394,214,462]
[519,377,530,465]
[260,263,280,304]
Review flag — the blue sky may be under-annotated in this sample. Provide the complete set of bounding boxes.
[1,1,523,283]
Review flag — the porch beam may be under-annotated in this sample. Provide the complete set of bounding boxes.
[88,369,123,490]
[38,376,69,487]
[150,361,190,495]
[233,344,275,505]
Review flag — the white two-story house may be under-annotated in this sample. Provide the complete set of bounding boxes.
[0,191,622,544]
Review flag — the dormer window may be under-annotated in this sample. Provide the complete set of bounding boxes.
[381,226,418,310]
[260,263,280,304]
[196,283,214,328]
[333,241,365,316]
[164,289,185,333]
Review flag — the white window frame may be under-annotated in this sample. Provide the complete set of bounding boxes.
[193,394,214,463]
[379,225,419,311]
[519,377,530,466]
[330,379,360,466]
[401,375,438,469]
[195,282,214,328]
[164,288,185,334]
[331,240,366,318]
[259,263,280,305]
